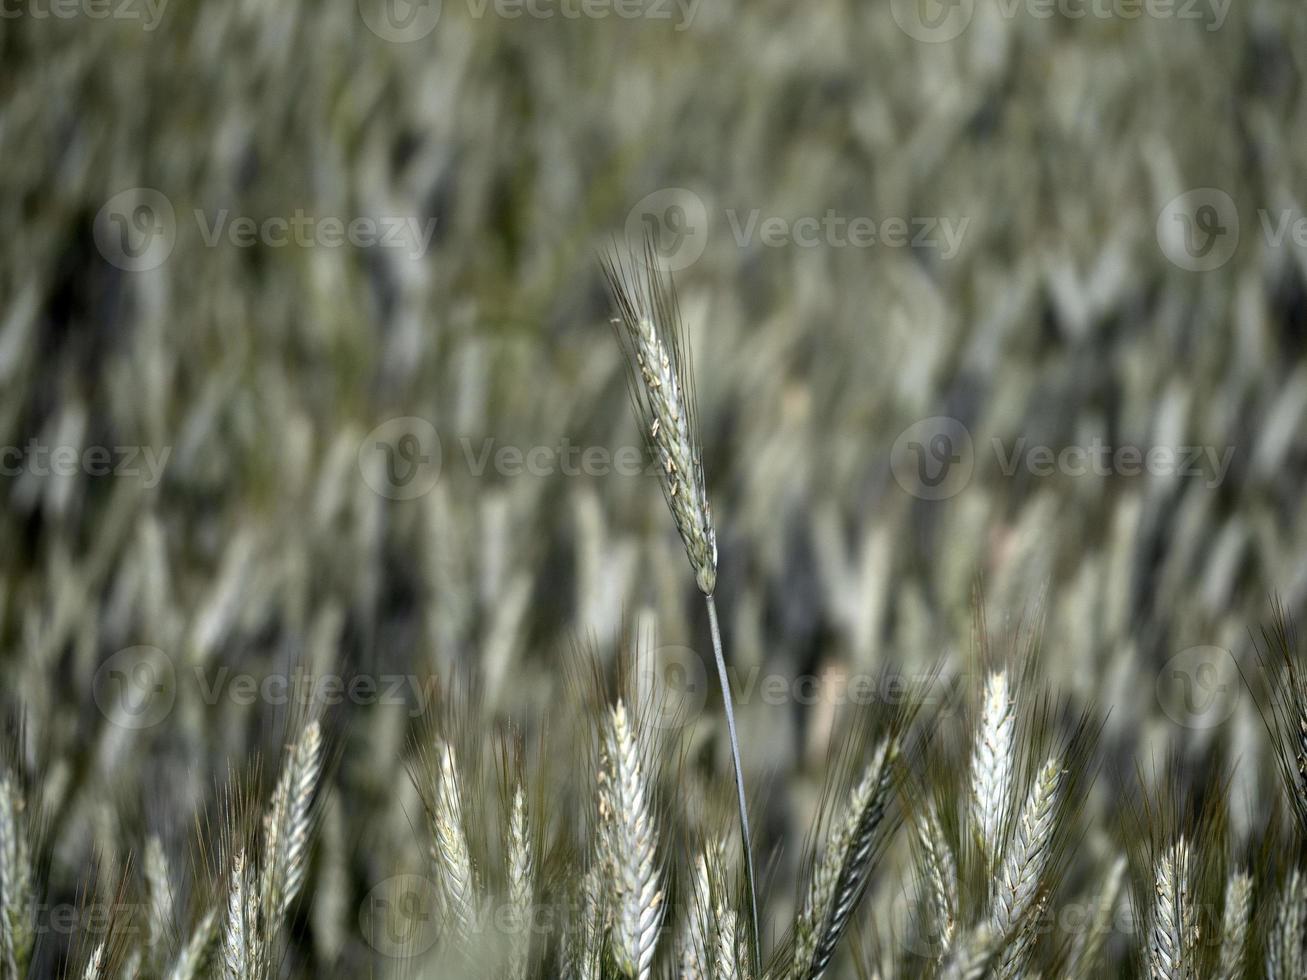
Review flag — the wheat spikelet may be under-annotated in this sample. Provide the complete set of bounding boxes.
[506,782,533,980]
[166,909,217,980]
[1213,869,1251,980]
[426,738,477,948]
[259,720,323,921]
[991,754,1062,949]
[1148,838,1194,980]
[913,799,958,953]
[792,737,897,980]
[0,772,32,979]
[598,699,663,980]
[1266,867,1306,980]
[602,239,716,596]
[970,671,1015,865]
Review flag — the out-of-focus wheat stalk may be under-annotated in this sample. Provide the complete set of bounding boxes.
[1266,867,1306,980]
[167,910,216,980]
[1214,869,1252,980]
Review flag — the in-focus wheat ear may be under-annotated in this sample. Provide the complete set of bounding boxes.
[602,235,759,974]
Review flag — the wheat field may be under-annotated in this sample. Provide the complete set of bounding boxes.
[1,0,1306,976]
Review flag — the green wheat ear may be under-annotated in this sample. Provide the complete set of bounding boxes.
[602,234,760,975]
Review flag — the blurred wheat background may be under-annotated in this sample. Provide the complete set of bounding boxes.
[1,0,1306,976]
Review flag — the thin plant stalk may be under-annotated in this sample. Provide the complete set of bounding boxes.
[707,592,760,975]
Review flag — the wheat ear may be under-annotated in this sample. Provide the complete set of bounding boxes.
[167,909,217,980]
[678,847,715,980]
[604,238,759,972]
[914,799,958,954]
[937,926,999,980]
[144,834,173,967]
[0,772,32,979]
[428,739,477,946]
[1148,838,1194,980]
[1266,867,1306,980]
[970,671,1015,866]
[222,851,254,980]
[506,782,534,980]
[259,720,323,922]
[599,699,663,980]
[1213,869,1251,980]
[1068,854,1126,980]
[1257,606,1307,835]
[792,738,897,980]
[990,754,1062,969]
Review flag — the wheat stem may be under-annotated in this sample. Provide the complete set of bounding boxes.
[707,593,761,975]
